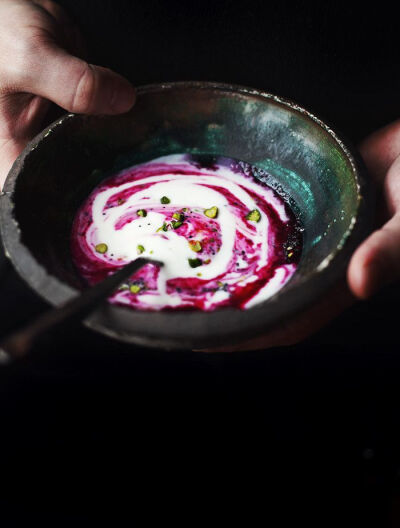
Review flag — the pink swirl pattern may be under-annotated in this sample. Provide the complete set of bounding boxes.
[71,154,302,311]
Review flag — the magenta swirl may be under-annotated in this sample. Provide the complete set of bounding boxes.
[71,154,302,311]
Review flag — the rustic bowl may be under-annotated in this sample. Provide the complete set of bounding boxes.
[0,82,372,349]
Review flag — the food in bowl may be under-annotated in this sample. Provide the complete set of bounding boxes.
[71,153,302,311]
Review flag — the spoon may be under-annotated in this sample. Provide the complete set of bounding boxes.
[0,257,161,364]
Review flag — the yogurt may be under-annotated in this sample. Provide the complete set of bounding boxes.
[71,154,302,311]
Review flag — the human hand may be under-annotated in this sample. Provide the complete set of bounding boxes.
[0,0,135,189]
[201,120,400,352]
[348,118,400,299]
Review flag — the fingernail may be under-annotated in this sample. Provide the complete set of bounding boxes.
[110,83,136,113]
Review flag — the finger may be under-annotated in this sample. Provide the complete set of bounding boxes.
[0,94,51,190]
[0,92,51,140]
[0,135,31,190]
[348,152,400,299]
[383,153,400,217]
[359,118,400,184]
[348,212,400,299]
[26,46,135,115]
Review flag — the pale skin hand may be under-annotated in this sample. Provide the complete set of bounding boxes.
[0,0,136,190]
[348,119,400,299]
[1,2,399,352]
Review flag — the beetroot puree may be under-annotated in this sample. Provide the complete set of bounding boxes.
[71,154,302,311]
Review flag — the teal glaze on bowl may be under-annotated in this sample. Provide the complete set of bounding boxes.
[0,82,372,349]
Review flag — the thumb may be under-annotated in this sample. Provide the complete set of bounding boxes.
[26,45,136,115]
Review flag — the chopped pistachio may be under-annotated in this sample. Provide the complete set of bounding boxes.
[288,251,294,258]
[217,281,224,288]
[137,244,145,254]
[204,206,218,219]
[172,212,184,221]
[188,258,202,268]
[129,284,142,294]
[189,240,202,252]
[160,196,170,204]
[246,209,261,222]
[182,208,188,212]
[137,209,147,217]
[150,250,154,254]
[171,220,183,229]
[95,243,108,254]
[197,273,202,277]
[156,222,169,232]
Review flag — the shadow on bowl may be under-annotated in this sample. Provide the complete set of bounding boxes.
[0,82,372,350]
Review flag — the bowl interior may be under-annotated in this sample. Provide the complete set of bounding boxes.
[1,83,368,348]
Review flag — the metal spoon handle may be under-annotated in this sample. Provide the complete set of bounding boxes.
[0,257,159,363]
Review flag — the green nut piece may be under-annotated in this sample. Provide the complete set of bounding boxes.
[204,206,218,219]
[246,209,261,222]
[188,258,202,268]
[172,212,184,221]
[129,284,142,294]
[160,196,170,204]
[137,244,145,254]
[156,222,169,232]
[189,240,202,252]
[137,209,147,217]
[171,220,183,229]
[95,243,108,254]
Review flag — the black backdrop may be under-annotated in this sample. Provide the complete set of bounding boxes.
[1,1,400,525]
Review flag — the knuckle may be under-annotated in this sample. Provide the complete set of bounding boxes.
[0,4,49,86]
[2,35,47,88]
[70,63,96,112]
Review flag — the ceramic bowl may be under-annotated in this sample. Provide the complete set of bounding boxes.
[0,82,372,349]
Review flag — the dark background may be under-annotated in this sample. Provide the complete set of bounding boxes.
[1,1,400,525]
